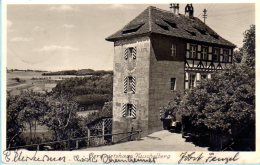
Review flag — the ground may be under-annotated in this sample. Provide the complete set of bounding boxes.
[81,130,208,151]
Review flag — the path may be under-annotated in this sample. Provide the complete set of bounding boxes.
[81,130,208,151]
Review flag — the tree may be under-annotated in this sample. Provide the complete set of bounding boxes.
[16,91,48,144]
[6,93,25,148]
[182,25,255,150]
[163,25,255,150]
[43,95,85,141]
[243,25,255,68]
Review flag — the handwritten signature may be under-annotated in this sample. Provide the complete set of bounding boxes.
[3,150,66,162]
[178,152,239,164]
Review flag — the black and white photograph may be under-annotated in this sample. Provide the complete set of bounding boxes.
[1,0,258,164]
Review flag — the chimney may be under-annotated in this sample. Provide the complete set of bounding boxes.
[185,4,194,18]
[170,3,179,15]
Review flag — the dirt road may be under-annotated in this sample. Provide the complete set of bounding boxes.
[81,130,208,151]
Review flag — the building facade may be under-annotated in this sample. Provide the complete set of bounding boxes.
[106,5,236,137]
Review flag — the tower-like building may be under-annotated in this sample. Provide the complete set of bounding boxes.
[106,5,235,137]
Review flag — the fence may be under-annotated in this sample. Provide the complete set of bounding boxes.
[7,130,142,151]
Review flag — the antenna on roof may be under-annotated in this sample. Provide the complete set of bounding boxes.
[203,8,207,23]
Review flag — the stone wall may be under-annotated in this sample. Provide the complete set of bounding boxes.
[148,35,185,134]
[112,36,151,140]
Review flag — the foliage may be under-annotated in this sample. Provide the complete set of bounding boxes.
[7,90,49,146]
[182,64,254,134]
[52,75,113,110]
[233,49,243,64]
[162,25,255,150]
[83,101,112,125]
[243,25,255,67]
[161,91,183,120]
[43,95,86,141]
[6,93,25,148]
[42,69,113,76]
[180,25,255,135]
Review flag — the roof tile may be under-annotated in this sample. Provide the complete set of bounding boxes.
[106,6,236,47]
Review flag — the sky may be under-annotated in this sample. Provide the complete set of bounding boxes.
[6,3,255,71]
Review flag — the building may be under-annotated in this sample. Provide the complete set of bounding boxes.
[106,4,236,137]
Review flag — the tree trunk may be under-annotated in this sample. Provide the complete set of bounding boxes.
[29,123,32,144]
[34,120,37,139]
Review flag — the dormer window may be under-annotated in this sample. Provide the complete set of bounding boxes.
[122,23,144,34]
[185,29,196,36]
[163,19,177,28]
[155,23,169,31]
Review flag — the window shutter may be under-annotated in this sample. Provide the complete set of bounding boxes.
[132,104,137,118]
[122,104,127,117]
[132,47,136,59]
[131,77,136,93]
[124,48,128,60]
[123,77,128,93]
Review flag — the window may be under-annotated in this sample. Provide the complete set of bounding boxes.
[128,76,133,92]
[124,47,136,60]
[171,44,177,57]
[124,76,136,93]
[212,48,220,62]
[190,44,197,58]
[171,78,176,90]
[122,103,136,118]
[201,46,208,60]
[223,49,229,62]
[127,104,133,117]
[189,74,196,89]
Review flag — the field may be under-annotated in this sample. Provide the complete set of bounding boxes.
[7,71,57,95]
[7,70,100,142]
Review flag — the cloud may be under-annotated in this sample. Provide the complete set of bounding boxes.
[48,5,78,12]
[107,4,135,9]
[33,26,45,32]
[37,45,79,52]
[10,37,33,42]
[61,24,76,29]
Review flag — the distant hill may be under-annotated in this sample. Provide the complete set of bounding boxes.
[42,69,112,76]
[7,69,47,73]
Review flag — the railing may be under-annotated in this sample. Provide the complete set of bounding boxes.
[7,130,142,151]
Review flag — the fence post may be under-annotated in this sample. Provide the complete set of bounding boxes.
[75,140,79,149]
[138,130,141,140]
[102,120,105,145]
[87,129,90,147]
[68,140,71,150]
[111,133,114,144]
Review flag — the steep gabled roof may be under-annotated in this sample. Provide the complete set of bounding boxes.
[106,6,236,47]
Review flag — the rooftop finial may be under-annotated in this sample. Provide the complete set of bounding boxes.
[203,8,207,23]
[170,3,179,14]
[185,4,194,18]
